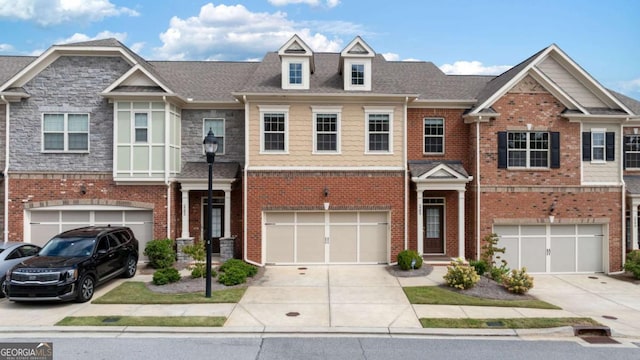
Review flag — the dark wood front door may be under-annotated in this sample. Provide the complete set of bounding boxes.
[423,205,444,253]
[202,203,225,253]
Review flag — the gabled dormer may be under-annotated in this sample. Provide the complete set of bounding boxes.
[278,35,314,90]
[340,36,375,91]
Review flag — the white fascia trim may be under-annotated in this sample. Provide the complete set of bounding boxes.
[29,204,148,211]
[246,166,405,171]
[529,67,587,114]
[410,100,477,109]
[103,64,174,94]
[581,182,623,186]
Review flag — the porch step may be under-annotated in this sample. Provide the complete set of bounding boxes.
[423,256,455,266]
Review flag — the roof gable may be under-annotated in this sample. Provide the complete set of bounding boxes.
[102,64,172,95]
[340,36,375,58]
[470,44,633,117]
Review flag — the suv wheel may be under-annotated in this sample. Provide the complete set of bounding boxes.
[76,275,95,303]
[122,255,137,278]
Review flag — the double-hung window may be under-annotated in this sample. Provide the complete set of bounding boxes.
[134,113,148,143]
[365,108,394,153]
[351,64,365,85]
[313,107,341,153]
[203,118,225,154]
[42,113,89,152]
[424,118,444,154]
[591,130,606,162]
[506,132,549,168]
[289,63,302,85]
[582,130,614,162]
[625,134,640,169]
[260,106,289,153]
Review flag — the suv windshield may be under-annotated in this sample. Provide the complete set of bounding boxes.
[39,237,96,257]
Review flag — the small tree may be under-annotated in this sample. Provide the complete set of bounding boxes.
[182,241,207,278]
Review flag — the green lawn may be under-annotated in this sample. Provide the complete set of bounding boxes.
[420,317,600,329]
[93,282,245,304]
[57,316,226,327]
[403,286,560,309]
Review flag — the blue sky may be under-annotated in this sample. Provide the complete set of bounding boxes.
[0,0,639,99]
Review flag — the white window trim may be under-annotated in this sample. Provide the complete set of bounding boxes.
[423,117,445,155]
[203,118,225,155]
[281,58,309,90]
[507,131,550,169]
[625,134,640,169]
[344,58,372,91]
[134,112,149,143]
[591,128,606,163]
[312,106,342,155]
[259,105,290,154]
[41,113,90,153]
[364,106,394,154]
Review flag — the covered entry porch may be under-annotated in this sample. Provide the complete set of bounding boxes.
[410,161,472,259]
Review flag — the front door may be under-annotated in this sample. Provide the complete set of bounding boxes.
[423,205,444,253]
[202,201,224,253]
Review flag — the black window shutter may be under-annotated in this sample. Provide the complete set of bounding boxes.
[497,132,507,168]
[582,132,591,161]
[606,132,615,161]
[550,132,560,168]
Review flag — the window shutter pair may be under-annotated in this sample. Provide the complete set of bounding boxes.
[497,131,560,169]
[582,132,615,161]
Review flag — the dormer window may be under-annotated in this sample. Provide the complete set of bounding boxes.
[289,63,303,85]
[351,64,365,85]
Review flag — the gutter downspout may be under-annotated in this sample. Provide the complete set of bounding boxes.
[476,118,481,259]
[242,96,258,265]
[403,96,408,253]
[2,96,8,242]
[620,120,627,274]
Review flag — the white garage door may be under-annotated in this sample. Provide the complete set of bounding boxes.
[28,208,154,256]
[494,224,604,273]
[265,211,388,264]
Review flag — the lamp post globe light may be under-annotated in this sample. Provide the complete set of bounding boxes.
[203,129,218,298]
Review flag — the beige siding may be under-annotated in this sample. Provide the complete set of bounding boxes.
[248,102,405,167]
[537,57,606,108]
[582,123,620,184]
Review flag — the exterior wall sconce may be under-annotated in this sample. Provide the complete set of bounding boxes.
[80,184,87,195]
[323,186,329,197]
[526,123,533,131]
[549,201,556,223]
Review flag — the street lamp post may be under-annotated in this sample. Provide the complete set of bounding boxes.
[203,129,218,298]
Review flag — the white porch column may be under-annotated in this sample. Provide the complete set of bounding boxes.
[417,189,423,254]
[224,189,232,238]
[180,189,190,238]
[458,190,466,259]
[633,201,639,250]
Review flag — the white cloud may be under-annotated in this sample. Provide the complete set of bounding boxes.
[0,43,14,53]
[268,0,340,8]
[0,0,139,26]
[619,78,640,93]
[130,42,146,54]
[439,60,511,75]
[155,3,347,60]
[382,52,399,61]
[57,31,128,44]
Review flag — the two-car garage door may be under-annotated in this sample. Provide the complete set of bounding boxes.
[27,208,153,253]
[494,224,605,273]
[264,211,388,264]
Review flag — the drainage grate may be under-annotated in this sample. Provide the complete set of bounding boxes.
[286,312,300,317]
[102,317,121,323]
[297,267,307,270]
[486,321,504,327]
[581,336,620,345]
[602,315,618,320]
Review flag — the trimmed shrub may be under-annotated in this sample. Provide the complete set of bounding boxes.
[624,250,640,279]
[489,264,510,283]
[152,267,181,285]
[144,238,175,269]
[397,250,423,270]
[443,258,480,290]
[217,259,258,286]
[503,267,534,294]
[469,259,488,276]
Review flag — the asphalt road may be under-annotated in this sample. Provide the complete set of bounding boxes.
[2,334,639,360]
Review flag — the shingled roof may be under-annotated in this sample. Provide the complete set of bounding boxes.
[0,56,37,86]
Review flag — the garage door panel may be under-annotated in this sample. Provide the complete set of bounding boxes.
[521,237,547,273]
[494,225,518,236]
[550,225,575,236]
[95,211,125,223]
[330,225,357,263]
[266,225,294,263]
[266,212,294,223]
[61,211,90,222]
[297,225,325,263]
[551,237,576,272]
[360,212,387,223]
[521,225,545,236]
[31,224,60,246]
[578,236,603,272]
[360,224,387,263]
[330,212,357,223]
[297,212,324,223]
[498,236,520,269]
[30,211,59,223]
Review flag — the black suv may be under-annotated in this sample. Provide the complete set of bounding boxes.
[2,226,139,302]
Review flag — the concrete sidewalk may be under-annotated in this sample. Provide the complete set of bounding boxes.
[1,265,639,339]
